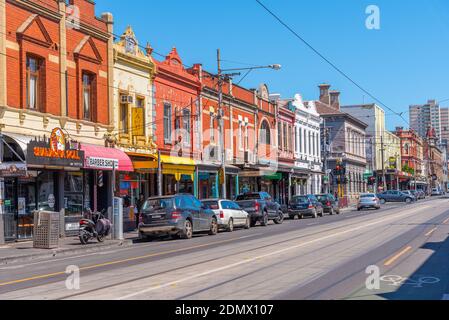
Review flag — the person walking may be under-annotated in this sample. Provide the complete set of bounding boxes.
[135,193,145,230]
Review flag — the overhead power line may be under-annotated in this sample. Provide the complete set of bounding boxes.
[254,0,409,126]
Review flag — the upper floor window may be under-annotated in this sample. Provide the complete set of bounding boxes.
[260,120,271,145]
[82,73,95,121]
[278,123,282,151]
[26,56,43,111]
[239,123,243,150]
[182,109,191,145]
[119,99,129,134]
[163,103,172,143]
[283,123,288,151]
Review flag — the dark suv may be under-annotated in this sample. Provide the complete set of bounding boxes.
[288,195,324,219]
[138,194,218,240]
[316,194,341,215]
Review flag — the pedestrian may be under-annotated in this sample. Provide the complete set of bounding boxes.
[135,193,145,230]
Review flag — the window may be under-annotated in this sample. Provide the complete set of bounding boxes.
[283,123,287,151]
[245,126,249,151]
[239,123,243,150]
[26,56,43,110]
[260,120,271,145]
[299,128,303,153]
[308,131,312,155]
[163,103,172,143]
[120,101,128,134]
[278,123,282,151]
[183,109,191,145]
[295,127,298,153]
[288,125,292,152]
[82,73,95,121]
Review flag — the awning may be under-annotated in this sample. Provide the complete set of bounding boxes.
[160,155,195,181]
[81,144,133,172]
[1,133,33,162]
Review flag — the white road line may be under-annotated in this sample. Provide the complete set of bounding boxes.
[116,205,431,300]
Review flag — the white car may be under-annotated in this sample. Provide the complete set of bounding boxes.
[201,199,250,232]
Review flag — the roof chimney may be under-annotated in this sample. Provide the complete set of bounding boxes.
[319,84,331,105]
[329,90,341,111]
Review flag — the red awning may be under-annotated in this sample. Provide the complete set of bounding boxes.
[81,144,134,172]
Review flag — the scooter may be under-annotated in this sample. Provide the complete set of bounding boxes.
[79,209,111,245]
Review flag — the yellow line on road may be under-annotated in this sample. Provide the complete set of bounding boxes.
[425,227,438,237]
[443,218,449,224]
[384,246,412,267]
[0,235,254,287]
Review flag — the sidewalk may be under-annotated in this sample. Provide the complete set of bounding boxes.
[0,231,139,266]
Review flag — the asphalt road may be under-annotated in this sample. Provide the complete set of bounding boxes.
[1,197,449,300]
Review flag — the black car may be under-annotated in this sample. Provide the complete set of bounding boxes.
[235,192,283,227]
[316,194,341,215]
[138,194,218,240]
[288,195,324,219]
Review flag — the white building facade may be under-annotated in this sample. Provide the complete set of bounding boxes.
[291,94,323,195]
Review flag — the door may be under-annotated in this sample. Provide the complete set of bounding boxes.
[191,196,209,231]
[179,196,200,231]
[3,178,18,241]
[262,192,276,216]
[231,201,246,226]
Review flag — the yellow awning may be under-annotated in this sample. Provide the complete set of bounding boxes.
[160,155,195,166]
[133,161,158,170]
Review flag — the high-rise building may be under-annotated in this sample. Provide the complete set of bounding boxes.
[409,100,441,141]
[440,107,449,144]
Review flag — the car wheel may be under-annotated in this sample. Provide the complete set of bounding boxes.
[380,199,386,205]
[405,198,412,204]
[357,207,361,211]
[319,209,324,217]
[180,220,193,239]
[227,218,234,232]
[313,209,318,219]
[260,213,269,226]
[274,211,284,225]
[244,217,251,229]
[289,215,296,220]
[209,218,218,235]
[250,219,257,228]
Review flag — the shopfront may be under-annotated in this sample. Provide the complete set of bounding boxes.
[197,165,219,200]
[81,143,134,232]
[160,155,196,197]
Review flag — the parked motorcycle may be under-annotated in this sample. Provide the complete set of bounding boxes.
[79,209,112,245]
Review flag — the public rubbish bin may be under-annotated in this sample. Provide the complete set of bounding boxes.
[33,211,60,249]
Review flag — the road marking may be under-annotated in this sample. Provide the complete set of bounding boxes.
[384,246,412,266]
[443,218,449,224]
[0,234,259,287]
[117,207,431,300]
[425,227,437,237]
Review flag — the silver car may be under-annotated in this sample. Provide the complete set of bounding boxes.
[357,193,381,211]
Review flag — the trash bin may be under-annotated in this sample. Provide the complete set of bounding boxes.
[33,211,60,249]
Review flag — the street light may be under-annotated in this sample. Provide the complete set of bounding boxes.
[216,49,281,199]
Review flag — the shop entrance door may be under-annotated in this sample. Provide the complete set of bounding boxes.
[3,179,18,241]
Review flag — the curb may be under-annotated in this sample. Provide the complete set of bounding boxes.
[0,239,134,266]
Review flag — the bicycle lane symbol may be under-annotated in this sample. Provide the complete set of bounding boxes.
[381,275,440,288]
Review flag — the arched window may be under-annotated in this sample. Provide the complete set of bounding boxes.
[404,143,410,155]
[260,120,271,145]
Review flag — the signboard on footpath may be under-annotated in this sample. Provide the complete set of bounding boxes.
[26,128,84,168]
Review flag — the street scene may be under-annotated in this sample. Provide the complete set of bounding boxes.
[0,0,449,303]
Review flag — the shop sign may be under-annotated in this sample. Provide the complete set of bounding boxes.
[389,157,397,169]
[0,162,27,177]
[85,157,119,170]
[27,128,84,168]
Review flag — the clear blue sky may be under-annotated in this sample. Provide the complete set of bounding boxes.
[95,0,449,130]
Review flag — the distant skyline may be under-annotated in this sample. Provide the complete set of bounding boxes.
[95,0,449,130]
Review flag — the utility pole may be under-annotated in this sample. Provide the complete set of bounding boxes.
[381,135,387,191]
[217,49,227,199]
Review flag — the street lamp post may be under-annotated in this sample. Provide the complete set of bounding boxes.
[215,49,281,199]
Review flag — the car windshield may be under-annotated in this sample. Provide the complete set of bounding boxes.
[236,194,261,201]
[316,195,328,201]
[201,200,219,210]
[291,196,309,204]
[361,194,376,198]
[142,198,174,212]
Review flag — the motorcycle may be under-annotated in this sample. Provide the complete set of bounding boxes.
[79,209,112,245]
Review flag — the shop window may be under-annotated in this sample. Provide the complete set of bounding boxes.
[26,55,44,111]
[64,172,84,217]
[37,172,55,212]
[82,72,96,121]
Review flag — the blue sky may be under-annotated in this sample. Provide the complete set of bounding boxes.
[95,0,449,130]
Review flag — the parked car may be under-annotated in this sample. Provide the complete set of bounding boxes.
[138,194,218,240]
[201,199,250,232]
[316,194,340,215]
[377,190,415,204]
[235,192,284,227]
[401,190,417,202]
[357,193,381,211]
[411,190,425,200]
[431,188,443,196]
[288,195,324,219]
